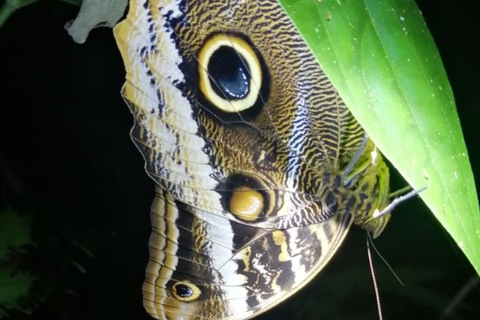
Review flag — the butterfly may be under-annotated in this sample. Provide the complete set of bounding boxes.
[113,0,391,319]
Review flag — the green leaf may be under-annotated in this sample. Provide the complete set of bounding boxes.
[0,267,35,318]
[58,0,83,5]
[6,0,39,8]
[0,211,32,261]
[0,0,40,29]
[278,0,480,275]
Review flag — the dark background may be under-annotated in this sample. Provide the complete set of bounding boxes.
[0,0,479,319]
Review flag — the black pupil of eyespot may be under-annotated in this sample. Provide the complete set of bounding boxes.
[176,284,193,298]
[208,46,250,100]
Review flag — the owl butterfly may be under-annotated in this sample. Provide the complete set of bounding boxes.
[114,0,391,319]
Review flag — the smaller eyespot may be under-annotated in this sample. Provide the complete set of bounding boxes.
[172,281,201,302]
[176,284,193,297]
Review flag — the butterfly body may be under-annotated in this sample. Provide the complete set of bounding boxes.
[114,0,391,319]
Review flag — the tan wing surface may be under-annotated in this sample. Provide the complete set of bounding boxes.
[113,0,391,319]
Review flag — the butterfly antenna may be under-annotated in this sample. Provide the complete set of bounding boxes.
[367,232,404,286]
[366,233,384,320]
[374,186,428,219]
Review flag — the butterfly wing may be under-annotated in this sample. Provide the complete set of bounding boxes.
[114,0,389,319]
[142,187,352,320]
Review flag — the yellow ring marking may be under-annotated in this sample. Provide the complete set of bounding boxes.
[198,33,262,112]
[172,280,202,302]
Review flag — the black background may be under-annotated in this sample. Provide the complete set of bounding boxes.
[0,0,479,319]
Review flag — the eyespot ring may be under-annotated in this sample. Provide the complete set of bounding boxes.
[172,281,201,302]
[198,33,262,113]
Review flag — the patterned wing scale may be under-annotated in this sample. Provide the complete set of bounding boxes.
[114,0,391,319]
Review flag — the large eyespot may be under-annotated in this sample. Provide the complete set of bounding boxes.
[198,33,263,113]
[172,281,201,302]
